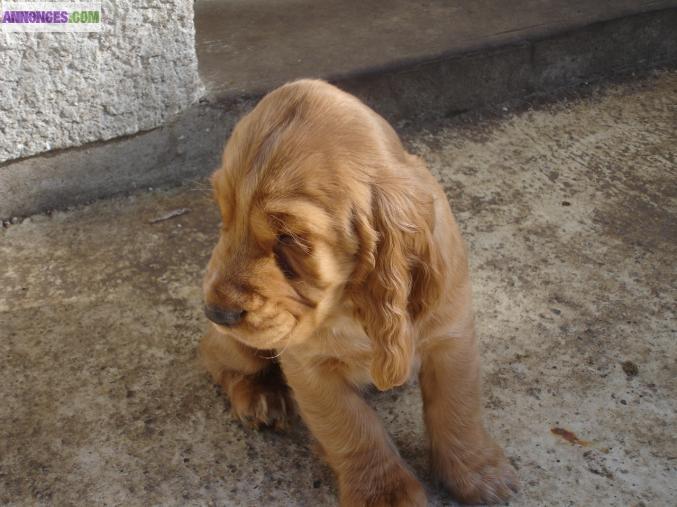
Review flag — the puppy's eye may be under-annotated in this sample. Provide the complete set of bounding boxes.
[274,235,297,279]
[278,234,295,246]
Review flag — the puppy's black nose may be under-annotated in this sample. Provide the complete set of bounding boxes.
[204,304,246,327]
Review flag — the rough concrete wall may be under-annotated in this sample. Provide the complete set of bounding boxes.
[0,0,203,163]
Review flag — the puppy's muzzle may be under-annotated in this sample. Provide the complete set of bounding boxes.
[204,304,246,327]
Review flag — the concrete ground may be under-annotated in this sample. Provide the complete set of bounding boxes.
[195,0,676,97]
[5,4,676,220]
[1,71,675,506]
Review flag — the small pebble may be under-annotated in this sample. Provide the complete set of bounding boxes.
[621,361,639,378]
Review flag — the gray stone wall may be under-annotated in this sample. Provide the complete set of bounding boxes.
[0,0,203,163]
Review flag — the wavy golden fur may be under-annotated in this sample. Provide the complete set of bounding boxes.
[199,79,518,505]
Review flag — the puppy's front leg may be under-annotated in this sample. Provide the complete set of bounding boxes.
[199,325,293,429]
[281,355,426,507]
[419,318,519,504]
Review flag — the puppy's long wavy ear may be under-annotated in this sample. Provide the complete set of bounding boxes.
[351,176,443,391]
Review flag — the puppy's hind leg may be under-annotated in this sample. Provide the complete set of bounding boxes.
[199,325,294,430]
[419,318,519,504]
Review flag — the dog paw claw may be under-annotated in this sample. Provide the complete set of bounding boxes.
[227,370,294,430]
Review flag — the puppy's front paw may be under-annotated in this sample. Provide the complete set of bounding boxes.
[433,436,519,504]
[225,368,294,430]
[340,464,426,507]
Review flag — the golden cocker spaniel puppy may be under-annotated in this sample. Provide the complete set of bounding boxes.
[200,79,518,506]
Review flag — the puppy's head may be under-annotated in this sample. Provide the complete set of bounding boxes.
[203,80,443,389]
